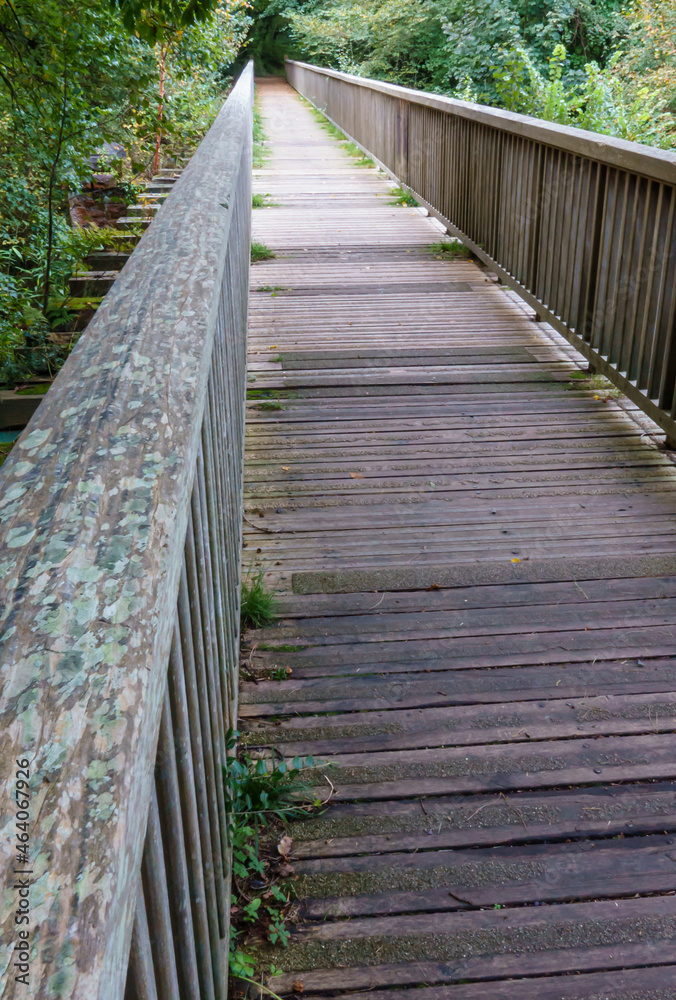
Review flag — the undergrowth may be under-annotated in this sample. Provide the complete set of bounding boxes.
[251,242,276,263]
[226,730,324,978]
[0,441,13,467]
[253,193,278,209]
[429,240,471,259]
[241,567,277,628]
[343,141,373,167]
[390,186,419,206]
[567,370,622,399]
[253,100,270,169]
[302,98,374,167]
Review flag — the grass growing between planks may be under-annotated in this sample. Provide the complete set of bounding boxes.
[251,241,276,262]
[390,186,419,206]
[253,193,279,208]
[429,240,471,259]
[301,97,374,167]
[567,370,622,399]
[241,567,277,628]
[226,730,323,979]
[253,98,270,169]
[342,141,373,167]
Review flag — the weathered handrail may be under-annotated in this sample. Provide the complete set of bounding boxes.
[286,59,676,440]
[0,63,252,999]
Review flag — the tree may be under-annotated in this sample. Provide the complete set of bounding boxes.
[0,0,154,312]
[110,0,224,173]
[0,0,249,387]
[616,0,676,121]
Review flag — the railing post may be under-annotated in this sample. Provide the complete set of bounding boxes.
[581,163,608,347]
[396,98,409,187]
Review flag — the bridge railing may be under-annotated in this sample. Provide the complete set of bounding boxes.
[286,59,676,440]
[0,63,252,1000]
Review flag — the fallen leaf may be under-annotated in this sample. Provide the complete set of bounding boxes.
[426,583,441,590]
[511,557,521,563]
[293,981,305,993]
[278,835,293,857]
[281,466,290,471]
[268,345,277,349]
[349,472,364,479]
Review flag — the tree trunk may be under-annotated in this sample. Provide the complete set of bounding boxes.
[153,45,168,176]
[43,71,68,316]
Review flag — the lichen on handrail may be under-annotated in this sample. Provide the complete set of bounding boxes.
[0,60,253,1000]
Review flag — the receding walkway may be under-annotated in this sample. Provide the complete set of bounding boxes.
[241,77,676,998]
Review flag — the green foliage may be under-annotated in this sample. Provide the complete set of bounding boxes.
[268,665,292,679]
[390,186,419,206]
[494,43,675,145]
[429,240,471,259]
[109,0,222,42]
[251,241,276,262]
[0,441,15,467]
[343,141,372,166]
[253,100,271,167]
[225,728,322,973]
[285,0,446,87]
[271,0,674,149]
[225,744,318,827]
[241,567,277,627]
[0,0,250,388]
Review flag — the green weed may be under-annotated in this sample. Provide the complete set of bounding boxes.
[247,388,276,398]
[429,240,471,259]
[567,371,622,398]
[14,383,50,395]
[390,186,419,206]
[257,643,305,652]
[267,665,292,680]
[247,388,299,401]
[252,193,278,208]
[253,101,270,169]
[63,296,104,310]
[343,141,373,167]
[241,567,277,628]
[303,100,371,163]
[320,120,347,141]
[251,241,276,262]
[226,731,324,974]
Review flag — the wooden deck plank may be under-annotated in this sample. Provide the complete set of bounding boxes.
[241,78,676,996]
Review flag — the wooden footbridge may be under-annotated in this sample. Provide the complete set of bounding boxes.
[2,60,676,1000]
